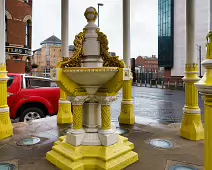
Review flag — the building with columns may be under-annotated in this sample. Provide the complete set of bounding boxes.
[5,0,32,74]
[158,0,209,81]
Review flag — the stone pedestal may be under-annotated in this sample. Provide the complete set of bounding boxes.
[46,6,138,170]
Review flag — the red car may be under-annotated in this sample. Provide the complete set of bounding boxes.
[7,73,60,122]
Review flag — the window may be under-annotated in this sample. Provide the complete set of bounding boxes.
[42,68,50,78]
[25,78,51,88]
[26,20,31,47]
[158,0,174,68]
[7,76,14,88]
[46,44,50,56]
[5,16,7,43]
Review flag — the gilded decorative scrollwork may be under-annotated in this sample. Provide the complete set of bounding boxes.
[56,27,126,69]
[206,31,212,59]
[0,63,6,71]
[96,29,125,68]
[185,63,198,72]
[57,29,86,68]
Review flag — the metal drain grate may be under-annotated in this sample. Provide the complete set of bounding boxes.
[150,139,174,149]
[116,128,129,135]
[17,137,41,146]
[0,163,16,170]
[169,164,198,170]
[61,128,70,136]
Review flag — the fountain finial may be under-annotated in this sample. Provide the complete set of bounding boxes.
[84,7,98,23]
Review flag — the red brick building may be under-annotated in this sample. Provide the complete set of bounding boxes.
[5,0,32,74]
[135,55,158,72]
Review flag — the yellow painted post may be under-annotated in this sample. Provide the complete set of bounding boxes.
[0,64,13,140]
[120,0,135,125]
[180,64,204,140]
[180,0,204,141]
[101,105,111,130]
[57,89,73,124]
[120,80,135,124]
[72,105,83,130]
[195,31,212,170]
[0,1,13,140]
[203,95,212,170]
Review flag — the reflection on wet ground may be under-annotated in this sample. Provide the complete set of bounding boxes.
[111,87,204,124]
[11,87,204,124]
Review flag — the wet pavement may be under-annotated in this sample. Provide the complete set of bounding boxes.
[112,86,204,123]
[1,87,205,170]
[0,116,204,170]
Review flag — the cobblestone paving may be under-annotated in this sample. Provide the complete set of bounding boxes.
[111,87,204,123]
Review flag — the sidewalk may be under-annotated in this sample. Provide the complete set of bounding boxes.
[0,116,204,170]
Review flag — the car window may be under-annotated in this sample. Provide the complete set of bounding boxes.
[25,78,52,88]
[7,76,14,88]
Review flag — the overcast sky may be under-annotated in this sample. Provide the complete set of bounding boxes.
[32,0,158,58]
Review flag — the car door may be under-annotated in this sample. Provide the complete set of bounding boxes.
[7,75,22,108]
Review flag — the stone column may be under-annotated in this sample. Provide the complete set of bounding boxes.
[0,0,13,140]
[180,0,204,141]
[97,96,118,146]
[101,104,111,130]
[66,96,88,146]
[57,0,72,124]
[119,0,135,125]
[195,0,212,168]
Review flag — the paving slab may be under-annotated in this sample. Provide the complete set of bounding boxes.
[0,116,204,170]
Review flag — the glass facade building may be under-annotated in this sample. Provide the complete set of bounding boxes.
[158,0,174,68]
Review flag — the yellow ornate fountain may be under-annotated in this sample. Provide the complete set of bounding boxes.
[46,7,138,169]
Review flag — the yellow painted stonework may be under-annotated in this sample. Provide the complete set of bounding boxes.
[57,90,73,124]
[73,105,83,130]
[180,64,204,141]
[101,105,111,130]
[47,7,138,169]
[203,95,212,170]
[119,80,135,124]
[180,114,204,140]
[195,32,212,170]
[46,135,138,170]
[0,64,13,140]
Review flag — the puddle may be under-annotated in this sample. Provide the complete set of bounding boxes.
[16,137,41,146]
[149,139,174,149]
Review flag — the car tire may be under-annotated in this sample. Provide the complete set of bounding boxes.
[19,107,45,122]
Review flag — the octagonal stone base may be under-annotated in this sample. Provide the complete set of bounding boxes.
[46,135,138,170]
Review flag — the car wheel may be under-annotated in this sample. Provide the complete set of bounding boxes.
[19,108,45,122]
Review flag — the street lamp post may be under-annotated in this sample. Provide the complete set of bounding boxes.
[196,44,202,77]
[97,3,104,27]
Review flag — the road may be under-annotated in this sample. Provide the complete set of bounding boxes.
[12,87,204,124]
[111,86,204,123]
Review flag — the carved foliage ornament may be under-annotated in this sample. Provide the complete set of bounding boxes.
[69,96,90,105]
[95,96,118,105]
[185,63,198,72]
[57,29,125,68]
[206,31,212,60]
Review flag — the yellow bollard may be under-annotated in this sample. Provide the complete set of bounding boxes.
[0,64,13,140]
[57,89,73,124]
[195,31,212,169]
[119,80,135,124]
[180,64,204,140]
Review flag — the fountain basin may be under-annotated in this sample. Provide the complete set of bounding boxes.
[63,67,118,86]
